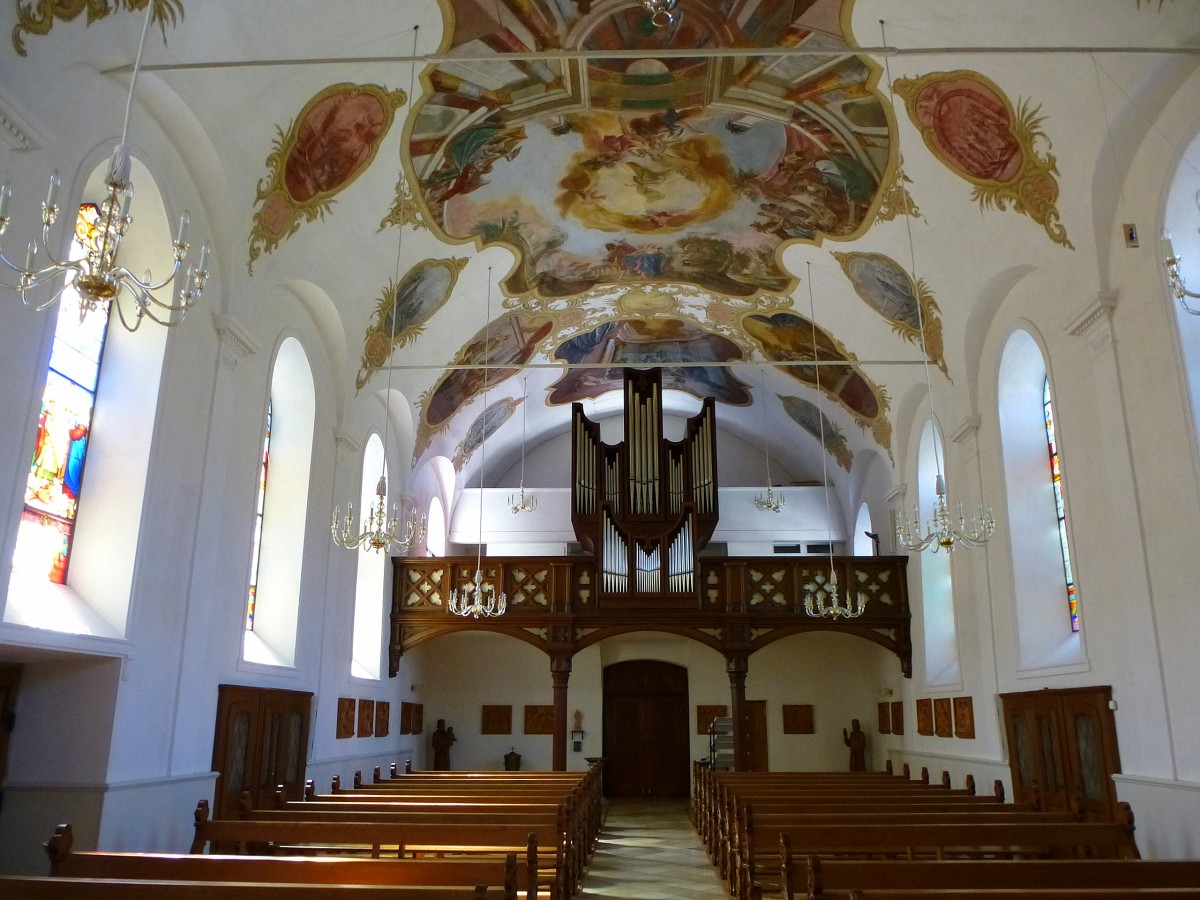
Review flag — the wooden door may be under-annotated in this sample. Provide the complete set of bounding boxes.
[212,684,312,819]
[1060,687,1122,821]
[741,700,768,772]
[602,661,690,797]
[0,665,20,815]
[1000,686,1121,821]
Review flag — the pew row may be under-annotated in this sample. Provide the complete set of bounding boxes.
[781,851,1200,900]
[192,802,564,900]
[0,876,490,899]
[45,824,524,900]
[739,820,1141,900]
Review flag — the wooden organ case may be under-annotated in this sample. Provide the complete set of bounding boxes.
[572,368,717,608]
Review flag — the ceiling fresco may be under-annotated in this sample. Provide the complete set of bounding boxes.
[408,0,893,300]
[8,0,1176,487]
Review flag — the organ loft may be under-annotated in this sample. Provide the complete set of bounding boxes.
[391,368,912,771]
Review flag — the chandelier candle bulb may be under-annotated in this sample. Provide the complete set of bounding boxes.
[0,183,10,218]
[175,212,189,247]
[44,171,59,211]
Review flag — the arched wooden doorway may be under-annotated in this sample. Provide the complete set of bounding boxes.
[602,660,690,798]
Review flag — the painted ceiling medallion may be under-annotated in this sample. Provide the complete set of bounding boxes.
[893,70,1073,249]
[248,83,406,273]
[832,251,948,377]
[355,257,468,391]
[742,311,892,455]
[779,394,854,472]
[549,318,750,406]
[452,398,520,471]
[414,312,554,458]
[409,0,894,301]
[12,0,181,56]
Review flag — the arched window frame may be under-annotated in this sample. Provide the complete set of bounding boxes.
[916,416,961,688]
[242,336,315,669]
[350,433,387,680]
[997,327,1087,673]
[4,158,172,639]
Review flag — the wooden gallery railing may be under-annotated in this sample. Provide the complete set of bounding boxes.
[389,554,910,677]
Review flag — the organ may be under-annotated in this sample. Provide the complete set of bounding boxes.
[571,368,718,608]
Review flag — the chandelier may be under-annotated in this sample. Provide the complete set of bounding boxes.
[895,473,995,553]
[802,262,867,620]
[0,5,208,330]
[331,474,425,553]
[754,369,785,513]
[641,0,679,27]
[449,267,506,618]
[1162,228,1200,315]
[508,377,537,514]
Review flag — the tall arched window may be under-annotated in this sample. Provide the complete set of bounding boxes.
[852,503,874,556]
[998,329,1086,671]
[11,205,108,589]
[1043,377,1079,632]
[351,433,386,680]
[242,337,315,668]
[917,418,960,686]
[6,158,172,636]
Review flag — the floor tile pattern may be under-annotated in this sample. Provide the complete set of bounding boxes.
[579,798,728,899]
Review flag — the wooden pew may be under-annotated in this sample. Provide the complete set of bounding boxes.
[192,802,564,900]
[46,824,524,900]
[835,890,1200,900]
[786,851,1200,900]
[738,820,1141,900]
[0,876,491,899]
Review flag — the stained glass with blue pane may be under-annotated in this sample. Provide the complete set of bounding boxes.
[11,206,108,585]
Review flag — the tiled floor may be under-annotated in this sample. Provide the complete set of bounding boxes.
[579,798,729,899]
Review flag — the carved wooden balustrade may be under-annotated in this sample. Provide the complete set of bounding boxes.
[389,553,911,677]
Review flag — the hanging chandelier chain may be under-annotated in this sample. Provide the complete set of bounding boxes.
[509,375,537,513]
[754,366,785,513]
[881,20,995,556]
[451,265,507,616]
[331,26,425,556]
[802,262,866,619]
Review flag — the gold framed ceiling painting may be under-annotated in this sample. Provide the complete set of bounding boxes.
[409,0,896,300]
[12,0,183,55]
[249,83,407,272]
[892,70,1072,249]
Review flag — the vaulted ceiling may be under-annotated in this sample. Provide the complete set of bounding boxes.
[2,0,1194,499]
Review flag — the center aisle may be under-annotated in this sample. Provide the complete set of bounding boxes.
[579,797,729,900]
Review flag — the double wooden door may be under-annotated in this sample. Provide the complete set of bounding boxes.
[603,660,690,797]
[1000,685,1122,821]
[211,684,312,819]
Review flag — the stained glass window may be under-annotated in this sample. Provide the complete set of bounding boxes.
[10,205,109,585]
[246,403,272,631]
[1043,376,1079,632]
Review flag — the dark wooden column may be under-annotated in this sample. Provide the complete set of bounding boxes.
[550,652,573,771]
[726,653,749,772]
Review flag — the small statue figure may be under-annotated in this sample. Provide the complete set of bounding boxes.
[572,709,584,732]
[843,718,867,772]
[431,718,456,770]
